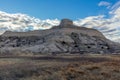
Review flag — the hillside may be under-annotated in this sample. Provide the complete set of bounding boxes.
[0,19,120,54]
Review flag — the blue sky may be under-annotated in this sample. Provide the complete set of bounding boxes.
[0,0,118,19]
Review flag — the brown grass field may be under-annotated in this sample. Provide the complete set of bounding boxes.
[0,54,120,80]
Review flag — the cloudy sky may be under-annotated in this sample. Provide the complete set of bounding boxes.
[0,0,120,42]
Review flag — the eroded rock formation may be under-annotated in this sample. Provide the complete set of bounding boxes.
[0,19,120,54]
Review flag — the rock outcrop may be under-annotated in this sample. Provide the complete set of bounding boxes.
[0,19,120,54]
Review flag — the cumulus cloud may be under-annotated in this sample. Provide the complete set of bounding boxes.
[0,11,59,34]
[98,1,111,8]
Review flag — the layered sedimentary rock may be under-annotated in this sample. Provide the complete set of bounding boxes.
[0,19,120,54]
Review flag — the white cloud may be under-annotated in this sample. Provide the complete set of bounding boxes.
[111,0,120,10]
[98,1,111,8]
[0,11,60,33]
[73,13,120,42]
[70,0,120,43]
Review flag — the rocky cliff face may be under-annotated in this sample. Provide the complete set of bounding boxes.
[0,19,120,54]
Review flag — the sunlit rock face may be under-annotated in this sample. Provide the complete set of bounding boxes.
[0,19,120,54]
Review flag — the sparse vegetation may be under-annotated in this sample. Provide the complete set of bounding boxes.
[0,54,119,80]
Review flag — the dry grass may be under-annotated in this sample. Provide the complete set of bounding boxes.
[0,54,119,80]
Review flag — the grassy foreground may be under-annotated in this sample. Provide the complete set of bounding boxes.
[0,54,120,80]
